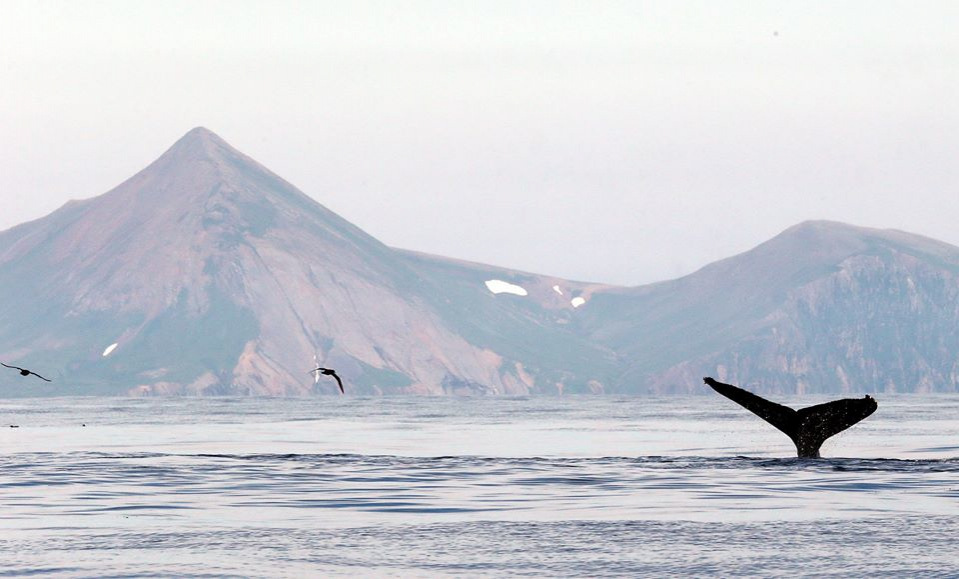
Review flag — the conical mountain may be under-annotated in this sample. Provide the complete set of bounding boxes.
[581,220,959,394]
[5,130,959,397]
[0,128,612,396]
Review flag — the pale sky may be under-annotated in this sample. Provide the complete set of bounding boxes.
[1,1,957,285]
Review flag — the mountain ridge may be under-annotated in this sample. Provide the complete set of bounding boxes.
[2,128,957,396]
[0,128,614,396]
[581,219,959,394]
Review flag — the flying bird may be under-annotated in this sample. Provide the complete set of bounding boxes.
[1,362,51,382]
[310,367,344,394]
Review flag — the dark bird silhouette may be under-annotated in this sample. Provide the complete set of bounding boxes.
[310,367,344,394]
[2,362,51,382]
[703,377,877,458]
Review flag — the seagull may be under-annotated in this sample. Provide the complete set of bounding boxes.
[309,367,344,394]
[1,362,51,382]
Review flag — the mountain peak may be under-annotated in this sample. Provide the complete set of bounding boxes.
[785,219,856,233]
[158,126,237,165]
[181,126,222,146]
[775,219,893,241]
[116,126,286,210]
[184,126,219,139]
[774,220,959,259]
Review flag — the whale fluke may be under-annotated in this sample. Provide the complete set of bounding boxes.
[703,377,877,458]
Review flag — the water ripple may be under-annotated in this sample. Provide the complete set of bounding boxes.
[2,396,959,575]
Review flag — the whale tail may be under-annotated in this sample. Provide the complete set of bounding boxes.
[703,377,877,458]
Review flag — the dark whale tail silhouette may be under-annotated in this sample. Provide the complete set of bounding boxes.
[703,377,877,458]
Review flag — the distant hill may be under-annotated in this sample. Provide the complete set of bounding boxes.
[580,220,959,395]
[2,129,958,396]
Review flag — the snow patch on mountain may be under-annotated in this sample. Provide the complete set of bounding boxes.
[485,280,528,296]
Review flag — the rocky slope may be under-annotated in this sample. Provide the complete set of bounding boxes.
[2,129,958,397]
[580,221,959,395]
[0,128,609,396]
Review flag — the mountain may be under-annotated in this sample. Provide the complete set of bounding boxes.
[579,221,959,395]
[0,128,612,396]
[3,129,959,397]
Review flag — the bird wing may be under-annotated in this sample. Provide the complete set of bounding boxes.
[29,371,51,382]
[332,373,344,394]
[1,362,20,371]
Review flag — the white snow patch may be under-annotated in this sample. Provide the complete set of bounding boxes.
[552,285,563,295]
[102,343,119,357]
[571,297,586,308]
[485,279,528,296]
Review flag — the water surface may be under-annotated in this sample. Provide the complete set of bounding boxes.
[1,395,957,576]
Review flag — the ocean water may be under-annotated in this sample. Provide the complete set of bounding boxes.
[1,394,958,577]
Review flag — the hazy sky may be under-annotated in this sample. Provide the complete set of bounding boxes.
[2,1,957,285]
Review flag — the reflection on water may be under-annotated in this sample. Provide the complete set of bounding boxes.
[0,395,958,575]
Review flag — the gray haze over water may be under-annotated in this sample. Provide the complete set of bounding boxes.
[1,395,958,575]
[2,1,958,284]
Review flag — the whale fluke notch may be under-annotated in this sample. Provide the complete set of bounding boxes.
[703,377,877,458]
